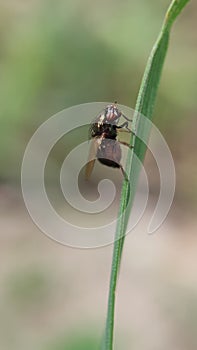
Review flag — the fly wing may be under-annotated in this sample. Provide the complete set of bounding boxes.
[117,128,132,145]
[85,138,99,180]
[117,128,131,134]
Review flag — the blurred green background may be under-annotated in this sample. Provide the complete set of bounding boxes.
[0,0,197,349]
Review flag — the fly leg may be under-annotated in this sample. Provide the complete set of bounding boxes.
[118,141,134,149]
[121,113,133,122]
[116,123,136,134]
[118,141,133,183]
[119,164,130,183]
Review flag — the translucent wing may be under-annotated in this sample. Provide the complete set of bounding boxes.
[116,127,134,145]
[85,138,99,180]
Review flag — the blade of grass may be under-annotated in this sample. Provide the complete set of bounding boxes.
[103,1,190,349]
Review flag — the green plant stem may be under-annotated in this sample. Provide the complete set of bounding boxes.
[103,1,190,349]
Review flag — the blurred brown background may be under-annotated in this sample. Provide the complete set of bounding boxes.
[0,0,197,349]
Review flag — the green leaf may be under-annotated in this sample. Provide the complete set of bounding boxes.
[103,1,190,349]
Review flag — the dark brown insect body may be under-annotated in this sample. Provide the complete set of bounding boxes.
[85,102,133,180]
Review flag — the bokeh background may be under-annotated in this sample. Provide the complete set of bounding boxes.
[0,0,197,349]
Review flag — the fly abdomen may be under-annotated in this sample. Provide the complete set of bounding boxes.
[97,139,121,168]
